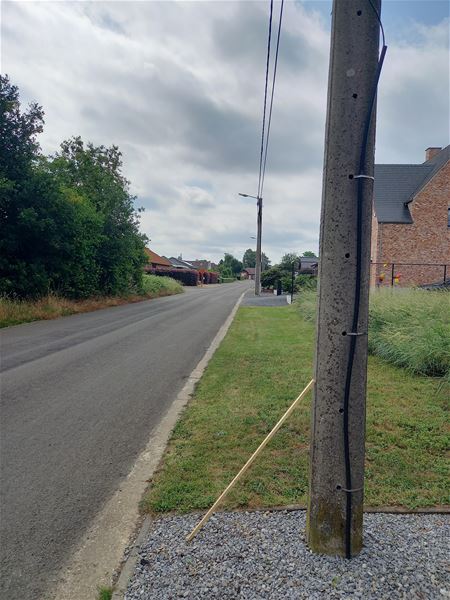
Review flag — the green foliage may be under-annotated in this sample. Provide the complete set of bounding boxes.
[0,77,147,299]
[218,253,242,277]
[242,248,256,268]
[301,250,317,257]
[0,74,44,181]
[261,266,283,288]
[296,274,318,290]
[142,274,183,296]
[279,253,300,271]
[242,248,270,270]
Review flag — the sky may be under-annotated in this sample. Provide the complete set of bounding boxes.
[2,0,449,264]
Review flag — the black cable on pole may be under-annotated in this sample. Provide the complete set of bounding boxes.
[260,0,284,198]
[257,0,274,200]
[342,0,387,556]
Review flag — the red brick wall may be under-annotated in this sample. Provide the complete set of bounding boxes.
[372,160,450,287]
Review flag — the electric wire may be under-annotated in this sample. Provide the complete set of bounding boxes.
[257,0,274,200]
[342,1,387,559]
[260,0,285,199]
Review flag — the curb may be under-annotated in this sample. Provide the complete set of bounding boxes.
[111,290,246,599]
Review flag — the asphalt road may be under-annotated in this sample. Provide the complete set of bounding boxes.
[0,282,248,599]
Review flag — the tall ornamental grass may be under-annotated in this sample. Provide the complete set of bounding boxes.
[296,288,450,382]
[368,288,449,381]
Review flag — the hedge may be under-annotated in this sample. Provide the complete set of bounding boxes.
[199,272,219,284]
[148,268,198,286]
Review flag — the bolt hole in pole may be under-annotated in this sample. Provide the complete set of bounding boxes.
[345,253,350,258]
[352,93,358,98]
[357,10,362,16]
[339,408,344,414]
[348,174,354,179]
[336,485,342,490]
[342,331,347,336]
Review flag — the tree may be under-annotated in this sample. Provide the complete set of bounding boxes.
[242,248,256,268]
[219,253,243,277]
[0,77,147,298]
[242,248,270,270]
[48,137,148,295]
[302,250,317,257]
[0,74,44,182]
[261,252,271,271]
[279,253,300,271]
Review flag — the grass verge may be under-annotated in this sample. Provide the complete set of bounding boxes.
[143,305,449,513]
[0,275,183,328]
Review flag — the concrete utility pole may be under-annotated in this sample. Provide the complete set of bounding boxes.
[255,196,263,296]
[307,0,382,557]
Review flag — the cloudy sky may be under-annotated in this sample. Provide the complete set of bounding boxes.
[2,1,449,264]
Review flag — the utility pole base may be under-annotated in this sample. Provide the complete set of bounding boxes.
[307,501,363,557]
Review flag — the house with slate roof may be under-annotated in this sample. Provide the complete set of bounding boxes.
[167,256,196,270]
[371,146,450,286]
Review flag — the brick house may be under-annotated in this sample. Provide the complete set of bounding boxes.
[241,267,256,280]
[371,146,450,286]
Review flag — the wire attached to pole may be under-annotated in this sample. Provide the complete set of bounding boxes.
[342,1,387,559]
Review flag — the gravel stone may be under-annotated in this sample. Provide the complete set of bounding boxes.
[123,511,449,599]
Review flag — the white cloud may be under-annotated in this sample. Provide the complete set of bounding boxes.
[2,1,448,263]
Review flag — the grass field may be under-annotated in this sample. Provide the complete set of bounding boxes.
[0,274,183,328]
[143,305,449,514]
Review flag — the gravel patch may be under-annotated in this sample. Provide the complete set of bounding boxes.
[124,511,449,599]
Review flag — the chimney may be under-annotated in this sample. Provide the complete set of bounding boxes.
[425,147,442,161]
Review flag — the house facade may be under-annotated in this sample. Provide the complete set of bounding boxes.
[241,268,256,280]
[371,146,450,287]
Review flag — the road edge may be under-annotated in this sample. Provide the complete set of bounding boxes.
[49,289,246,600]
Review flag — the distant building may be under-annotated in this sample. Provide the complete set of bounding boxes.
[371,146,450,286]
[298,257,319,275]
[167,256,196,270]
[186,259,219,271]
[144,248,172,270]
[241,267,256,280]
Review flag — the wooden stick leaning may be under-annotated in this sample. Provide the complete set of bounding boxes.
[186,379,315,542]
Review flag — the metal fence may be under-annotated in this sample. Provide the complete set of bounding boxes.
[370,262,449,287]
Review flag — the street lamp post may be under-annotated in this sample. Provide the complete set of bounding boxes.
[239,193,263,296]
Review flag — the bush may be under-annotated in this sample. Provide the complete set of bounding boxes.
[219,277,236,283]
[149,268,198,286]
[296,274,317,290]
[142,274,183,296]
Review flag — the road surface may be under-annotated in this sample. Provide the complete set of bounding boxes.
[0,282,248,599]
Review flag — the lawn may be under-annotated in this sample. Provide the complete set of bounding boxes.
[143,305,449,514]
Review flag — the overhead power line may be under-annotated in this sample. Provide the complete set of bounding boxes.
[257,0,274,200]
[260,0,284,199]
